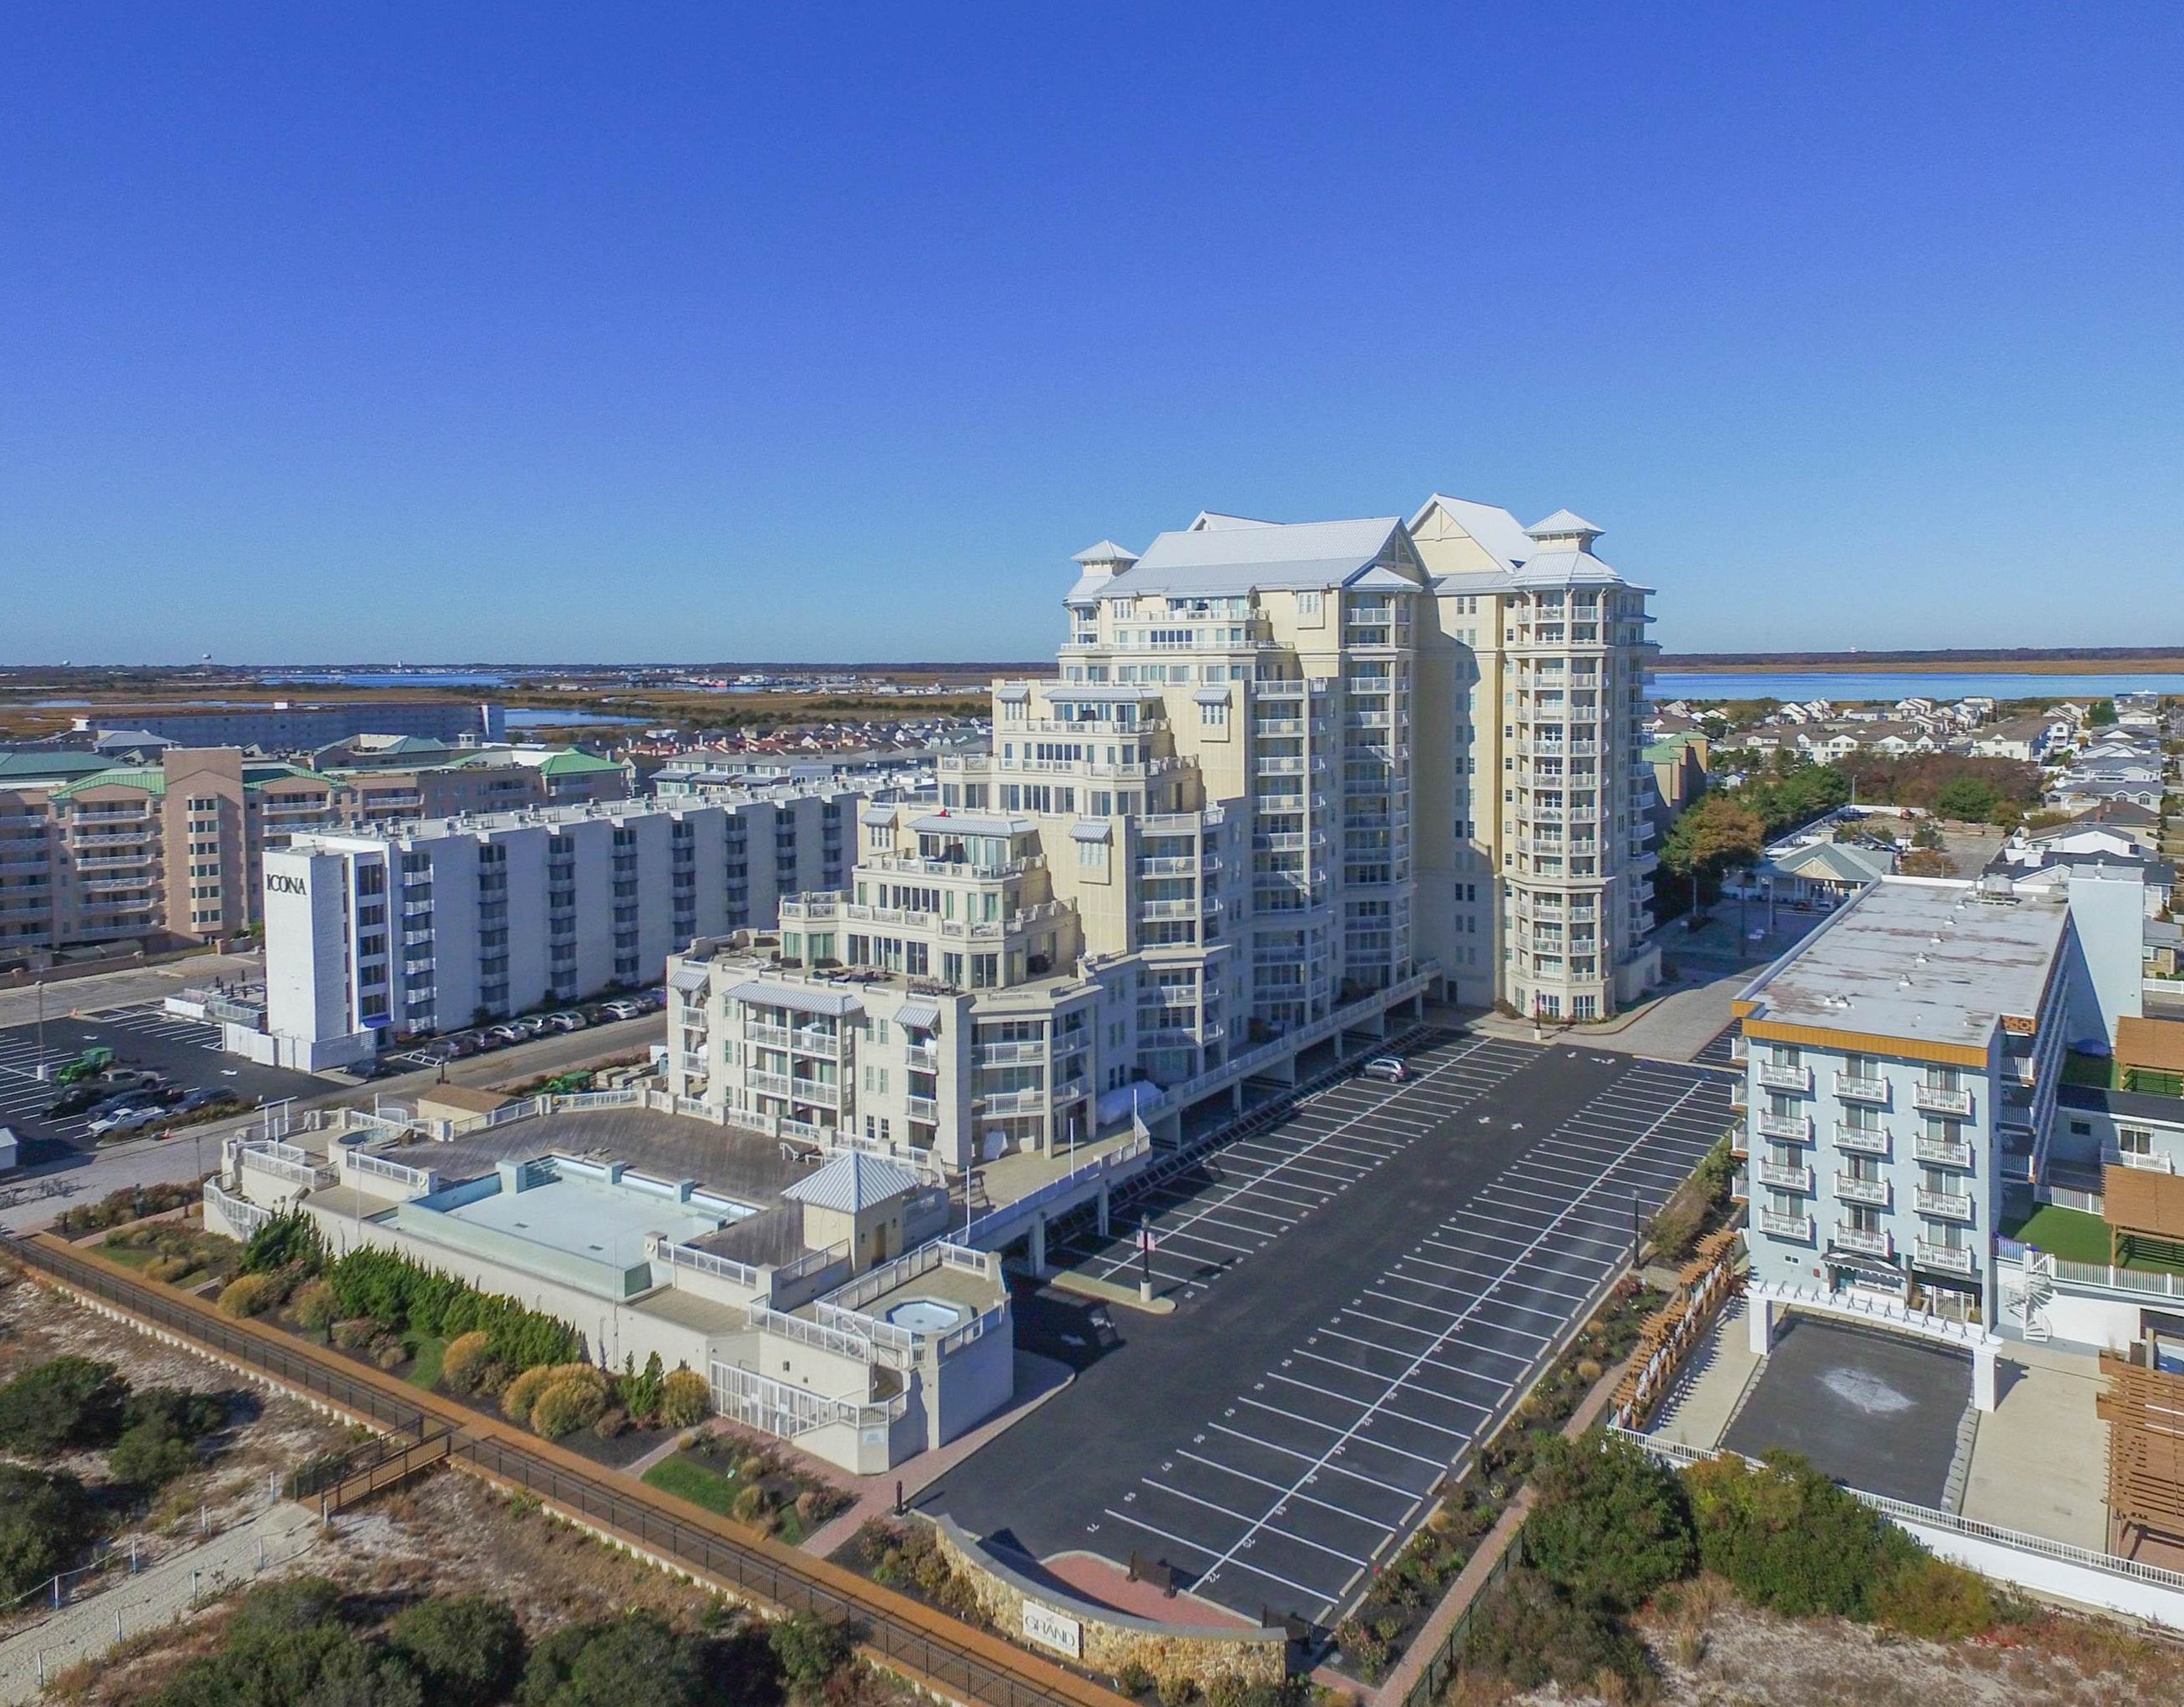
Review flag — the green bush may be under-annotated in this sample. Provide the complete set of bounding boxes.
[217,1272,281,1318]
[124,1387,229,1442]
[240,1209,322,1275]
[660,1367,709,1428]
[0,1356,129,1455]
[110,1420,199,1488]
[150,1577,424,1707]
[1683,1450,1920,1619]
[290,1277,341,1332]
[0,1465,88,1599]
[502,1365,559,1427]
[516,1612,711,1707]
[529,1376,608,1439]
[770,1613,851,1694]
[331,1317,379,1351]
[1872,1552,2001,1640]
[619,1351,666,1422]
[387,1594,527,1707]
[1525,1431,1696,1611]
[326,1246,577,1370]
[440,1330,493,1394]
[1459,1566,1656,1701]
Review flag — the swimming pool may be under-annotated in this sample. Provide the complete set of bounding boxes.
[886,1297,965,1335]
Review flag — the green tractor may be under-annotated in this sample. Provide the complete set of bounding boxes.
[53,1047,116,1087]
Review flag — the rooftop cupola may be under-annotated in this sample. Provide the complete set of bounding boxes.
[1524,510,1605,553]
[1071,539,1140,577]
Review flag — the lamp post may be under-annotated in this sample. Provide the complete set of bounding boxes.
[33,980,46,1082]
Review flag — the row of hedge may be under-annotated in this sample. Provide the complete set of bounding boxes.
[1454,1432,2025,1701]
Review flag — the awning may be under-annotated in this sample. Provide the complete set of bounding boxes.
[1069,820,1111,843]
[893,998,942,1032]
[720,981,865,1018]
[910,812,1032,837]
[994,685,1032,703]
[667,964,710,993]
[860,806,898,827]
[1043,686,1161,705]
[1194,686,1231,705]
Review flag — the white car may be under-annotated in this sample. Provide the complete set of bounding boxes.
[1360,1056,1408,1083]
[599,1000,642,1022]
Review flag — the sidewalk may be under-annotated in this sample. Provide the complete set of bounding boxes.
[0,1501,321,1704]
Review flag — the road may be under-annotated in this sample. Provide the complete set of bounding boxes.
[0,1013,665,1233]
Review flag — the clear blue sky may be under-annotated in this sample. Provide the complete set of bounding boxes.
[4,5,2180,664]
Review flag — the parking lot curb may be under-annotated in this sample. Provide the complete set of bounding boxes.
[1045,1269,1176,1316]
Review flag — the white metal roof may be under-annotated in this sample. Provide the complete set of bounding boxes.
[782,1151,924,1212]
[1527,508,1605,539]
[1102,515,1421,598]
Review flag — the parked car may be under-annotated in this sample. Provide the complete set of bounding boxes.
[347,1059,399,1081]
[45,1085,106,1119]
[546,1011,587,1032]
[86,1088,163,1119]
[635,987,666,1011]
[87,1104,163,1138]
[599,999,642,1022]
[1360,1056,1409,1083]
[513,1016,551,1038]
[487,1024,527,1045]
[439,1033,481,1058]
[99,1068,166,1096]
[171,1087,239,1114]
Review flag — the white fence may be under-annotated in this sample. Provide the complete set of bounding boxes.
[707,1360,903,1439]
[650,1237,762,1291]
[203,1181,272,1240]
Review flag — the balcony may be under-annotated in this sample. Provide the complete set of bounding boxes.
[1833,1174,1890,1209]
[1756,1161,1812,1194]
[1912,1083,1974,1118]
[1914,1187,1975,1224]
[905,1042,938,1070]
[1915,1240,1977,1275]
[905,1095,938,1124]
[1832,1225,1893,1258]
[1833,1124,1889,1157]
[1756,1111,1811,1143]
[1757,1063,1812,1093]
[973,1040,1045,1066]
[1913,1136,1974,1169]
[746,1023,844,1058]
[977,1088,1048,1115]
[749,1070,842,1109]
[1835,1074,1890,1105]
[677,1052,708,1077]
[1758,1210,1813,1242]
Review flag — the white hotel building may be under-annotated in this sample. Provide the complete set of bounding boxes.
[667,499,1661,1173]
[261,788,859,1068]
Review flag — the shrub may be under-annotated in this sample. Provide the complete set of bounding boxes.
[0,1465,88,1598]
[1459,1566,1656,1701]
[731,1483,771,1525]
[771,1613,852,1694]
[502,1366,559,1427]
[331,1317,379,1351]
[593,1407,628,1440]
[1873,1553,1999,1641]
[1157,1674,1197,1707]
[124,1388,228,1442]
[517,1612,710,1707]
[1115,1663,1156,1697]
[372,1338,409,1371]
[1682,1450,1919,1619]
[240,1210,322,1275]
[1525,1431,1696,1611]
[440,1331,493,1395]
[216,1273,281,1319]
[326,1246,577,1370]
[1204,1675,1247,1707]
[659,1367,709,1428]
[387,1594,526,1707]
[145,1255,196,1284]
[619,1351,666,1422]
[530,1376,608,1439]
[110,1420,199,1488]
[0,1356,129,1455]
[290,1277,340,1333]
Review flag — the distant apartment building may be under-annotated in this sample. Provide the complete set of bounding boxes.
[665,498,1661,1174]
[0,742,633,968]
[260,789,859,1067]
[76,699,503,750]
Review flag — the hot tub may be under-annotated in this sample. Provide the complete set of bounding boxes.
[886,1297,965,1335]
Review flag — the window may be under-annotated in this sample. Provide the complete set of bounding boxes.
[2120,1126,2154,1159]
[1297,591,1322,618]
[1199,700,1228,729]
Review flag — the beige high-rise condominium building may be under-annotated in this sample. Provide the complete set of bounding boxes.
[667,498,1660,1174]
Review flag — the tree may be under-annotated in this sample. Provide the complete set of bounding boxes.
[242,1210,324,1275]
[0,1465,88,1599]
[109,1418,200,1488]
[771,1614,852,1694]
[0,1356,129,1455]
[1661,795,1767,886]
[519,1614,711,1707]
[1524,1431,1696,1610]
[1933,775,2000,821]
[1899,847,1954,877]
[387,1596,526,1707]
[1682,1450,1921,1619]
[2090,698,2117,726]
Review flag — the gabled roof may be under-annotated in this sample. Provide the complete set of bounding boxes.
[51,767,165,800]
[782,1151,923,1213]
[91,728,171,751]
[1072,539,1139,564]
[1108,515,1423,598]
[0,750,115,785]
[1408,496,1536,569]
[533,750,623,775]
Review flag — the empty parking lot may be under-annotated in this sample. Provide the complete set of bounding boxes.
[928,1036,1734,1627]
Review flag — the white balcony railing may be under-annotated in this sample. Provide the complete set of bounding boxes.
[748,1071,842,1109]
[1913,1136,1974,1169]
[1833,1174,1890,1208]
[1835,1074,1890,1105]
[1833,1225,1893,1258]
[1916,1240,1977,1275]
[1912,1083,1974,1118]
[1756,1161,1813,1194]
[1914,1188,1975,1224]
[1756,1111,1811,1142]
[1758,1063,1812,1093]
[1759,1210,1813,1241]
[1833,1124,1889,1157]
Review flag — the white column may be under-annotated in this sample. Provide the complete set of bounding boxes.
[1747,1290,1776,1357]
[1973,1339,1998,1413]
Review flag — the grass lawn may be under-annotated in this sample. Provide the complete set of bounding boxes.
[643,1452,746,1519]
[403,1332,447,1391]
[2009,1204,2114,1264]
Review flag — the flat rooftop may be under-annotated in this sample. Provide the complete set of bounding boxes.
[394,1108,811,1208]
[438,1170,739,1267]
[1737,877,2069,1049]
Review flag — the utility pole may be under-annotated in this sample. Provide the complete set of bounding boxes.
[33,979,46,1082]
